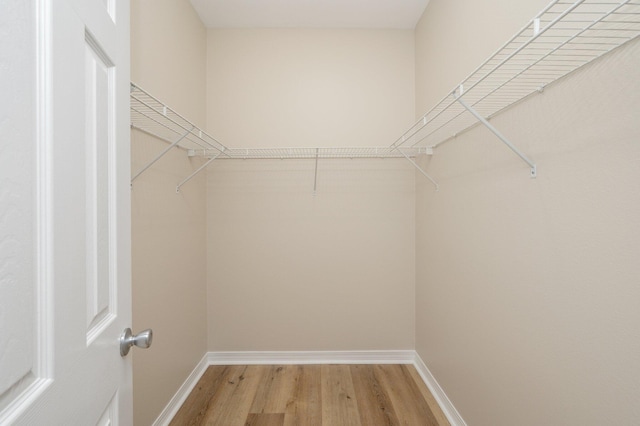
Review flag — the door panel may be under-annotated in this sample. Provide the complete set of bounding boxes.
[0,0,52,420]
[0,0,131,424]
[84,30,117,342]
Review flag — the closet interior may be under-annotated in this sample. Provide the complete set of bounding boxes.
[130,0,640,424]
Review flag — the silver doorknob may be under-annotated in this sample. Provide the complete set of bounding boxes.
[120,328,153,357]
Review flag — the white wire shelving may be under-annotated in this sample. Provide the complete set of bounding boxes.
[130,83,227,155]
[130,82,429,162]
[390,0,640,181]
[130,82,229,184]
[130,82,430,191]
[130,0,640,192]
[187,146,431,160]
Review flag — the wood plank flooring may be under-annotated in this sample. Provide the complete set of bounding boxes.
[169,364,449,426]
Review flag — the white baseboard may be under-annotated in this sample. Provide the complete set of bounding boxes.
[152,353,210,426]
[207,350,416,365]
[153,350,464,426]
[413,353,467,426]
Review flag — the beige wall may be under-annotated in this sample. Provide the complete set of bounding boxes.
[414,1,640,424]
[205,29,417,351]
[130,1,208,424]
[206,29,415,147]
[131,0,207,127]
[207,159,416,351]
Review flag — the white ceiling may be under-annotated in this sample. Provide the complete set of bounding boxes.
[190,0,430,29]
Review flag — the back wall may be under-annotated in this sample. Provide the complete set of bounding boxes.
[206,28,415,148]
[205,29,417,351]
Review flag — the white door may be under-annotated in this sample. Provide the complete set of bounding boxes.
[0,0,133,424]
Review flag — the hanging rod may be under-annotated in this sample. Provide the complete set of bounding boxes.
[389,0,640,177]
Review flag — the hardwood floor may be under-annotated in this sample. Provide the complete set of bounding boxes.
[169,364,449,426]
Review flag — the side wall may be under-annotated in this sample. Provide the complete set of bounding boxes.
[205,30,417,351]
[415,1,640,425]
[131,0,207,127]
[130,1,208,424]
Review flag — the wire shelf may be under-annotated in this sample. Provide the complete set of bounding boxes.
[391,0,640,150]
[130,84,431,188]
[130,82,228,154]
[187,147,431,159]
[130,84,427,160]
[131,0,639,189]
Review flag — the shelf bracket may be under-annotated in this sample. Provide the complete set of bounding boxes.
[176,151,223,193]
[453,89,536,178]
[131,126,194,183]
[396,148,439,191]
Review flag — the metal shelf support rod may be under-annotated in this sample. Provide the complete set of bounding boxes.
[396,148,439,191]
[131,126,194,183]
[313,148,319,196]
[453,91,537,178]
[176,151,223,193]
